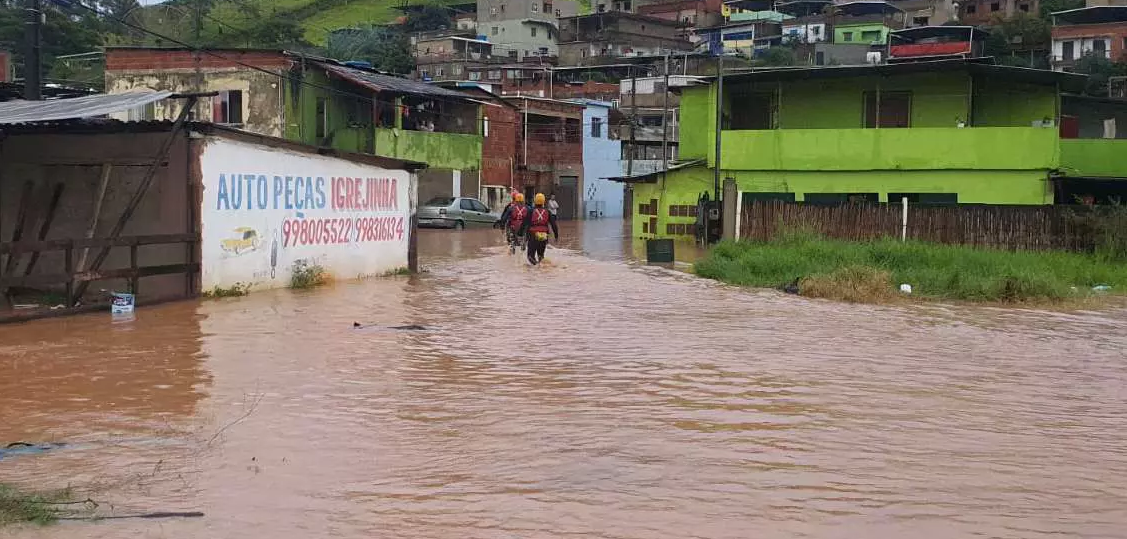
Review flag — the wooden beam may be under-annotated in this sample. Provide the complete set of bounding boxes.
[73,97,198,301]
[21,183,66,276]
[77,164,112,272]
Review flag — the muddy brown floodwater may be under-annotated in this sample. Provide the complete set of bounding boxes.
[2,220,1127,539]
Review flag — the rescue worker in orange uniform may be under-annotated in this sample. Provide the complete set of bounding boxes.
[497,192,528,252]
[521,193,558,265]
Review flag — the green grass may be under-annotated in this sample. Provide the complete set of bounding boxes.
[203,282,251,298]
[383,266,412,276]
[165,0,472,46]
[694,232,1127,304]
[0,484,75,526]
[290,260,329,289]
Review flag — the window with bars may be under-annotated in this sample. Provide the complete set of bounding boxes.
[668,205,698,217]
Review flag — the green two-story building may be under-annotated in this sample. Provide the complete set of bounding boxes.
[618,59,1127,238]
[103,48,485,203]
[287,59,484,202]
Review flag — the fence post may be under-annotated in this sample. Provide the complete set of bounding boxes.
[901,197,909,242]
[129,243,139,296]
[64,242,74,308]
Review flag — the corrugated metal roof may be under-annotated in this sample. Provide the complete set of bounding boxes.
[313,61,473,100]
[0,91,174,124]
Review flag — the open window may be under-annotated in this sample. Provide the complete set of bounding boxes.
[212,90,243,124]
[729,92,775,130]
[863,91,911,128]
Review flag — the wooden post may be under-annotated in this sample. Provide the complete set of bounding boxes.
[64,242,74,308]
[129,243,139,295]
[77,163,112,272]
[21,182,64,276]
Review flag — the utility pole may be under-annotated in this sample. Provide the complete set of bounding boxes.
[713,54,723,203]
[627,65,637,177]
[23,0,41,100]
[661,52,670,180]
[194,0,203,44]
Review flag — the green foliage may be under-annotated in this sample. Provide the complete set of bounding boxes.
[1039,0,1084,18]
[1072,52,1127,97]
[983,13,1051,69]
[757,46,797,67]
[204,282,251,298]
[402,4,453,33]
[695,235,1127,304]
[290,259,328,289]
[0,484,75,526]
[0,2,104,82]
[326,25,413,74]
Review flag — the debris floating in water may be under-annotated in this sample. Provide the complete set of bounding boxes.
[0,441,67,460]
[353,323,430,331]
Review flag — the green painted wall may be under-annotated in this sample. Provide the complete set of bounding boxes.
[1060,139,1127,177]
[374,129,482,171]
[679,86,713,161]
[680,70,1061,169]
[629,165,1053,238]
[972,78,1057,127]
[721,127,1060,171]
[284,66,482,170]
[834,23,889,44]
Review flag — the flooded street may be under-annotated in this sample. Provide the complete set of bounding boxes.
[2,220,1127,538]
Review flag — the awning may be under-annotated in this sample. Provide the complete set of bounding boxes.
[0,91,174,124]
[606,159,706,183]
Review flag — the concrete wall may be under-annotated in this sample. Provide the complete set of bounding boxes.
[104,49,290,138]
[196,136,413,291]
[0,130,194,303]
[582,104,624,218]
[630,164,1055,238]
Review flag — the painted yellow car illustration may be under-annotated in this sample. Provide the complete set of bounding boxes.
[221,227,261,254]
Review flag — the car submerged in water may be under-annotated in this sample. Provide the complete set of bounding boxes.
[417,196,501,229]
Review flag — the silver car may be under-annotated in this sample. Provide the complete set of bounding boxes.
[418,196,500,229]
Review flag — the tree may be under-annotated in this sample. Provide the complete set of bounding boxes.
[403,4,452,33]
[758,46,796,67]
[1073,52,1127,97]
[326,26,413,74]
[1039,0,1084,19]
[0,2,104,80]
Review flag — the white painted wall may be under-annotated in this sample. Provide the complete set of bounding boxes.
[1052,37,1112,61]
[198,137,413,291]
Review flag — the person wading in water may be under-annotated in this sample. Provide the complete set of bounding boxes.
[521,193,558,265]
[497,192,528,253]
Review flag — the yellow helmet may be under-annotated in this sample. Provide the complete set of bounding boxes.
[514,193,525,203]
[534,193,546,206]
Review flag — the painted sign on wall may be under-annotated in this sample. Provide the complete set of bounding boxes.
[199,137,412,291]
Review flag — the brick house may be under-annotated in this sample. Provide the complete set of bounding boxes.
[502,96,586,218]
[959,0,1038,25]
[1051,6,1127,70]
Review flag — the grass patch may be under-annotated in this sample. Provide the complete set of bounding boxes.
[695,234,1127,304]
[0,484,75,526]
[290,260,328,289]
[383,266,412,277]
[203,282,251,298]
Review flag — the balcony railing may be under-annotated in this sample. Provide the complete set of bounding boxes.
[716,127,1060,171]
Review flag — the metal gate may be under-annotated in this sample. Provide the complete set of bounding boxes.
[556,176,579,220]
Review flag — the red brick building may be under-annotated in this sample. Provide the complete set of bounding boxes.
[959,0,1038,26]
[503,96,586,218]
[1051,6,1127,70]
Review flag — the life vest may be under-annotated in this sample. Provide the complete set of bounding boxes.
[509,204,528,230]
[529,207,551,234]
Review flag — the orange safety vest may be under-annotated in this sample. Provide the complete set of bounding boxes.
[529,207,551,234]
[509,204,528,231]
